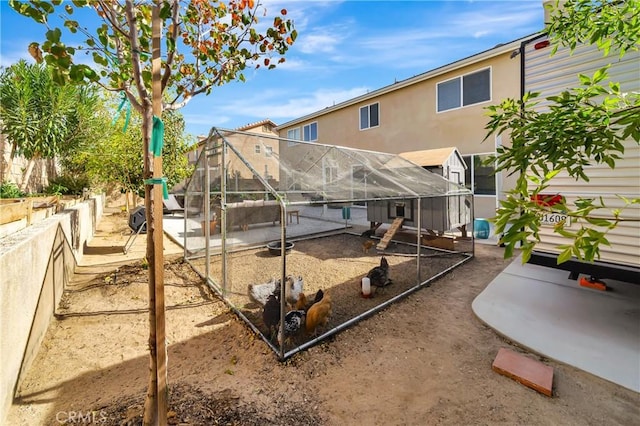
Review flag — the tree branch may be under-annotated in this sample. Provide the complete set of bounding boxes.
[95,1,131,40]
[161,0,180,93]
[124,0,151,108]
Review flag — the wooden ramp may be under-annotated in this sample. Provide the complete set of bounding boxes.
[376,217,404,250]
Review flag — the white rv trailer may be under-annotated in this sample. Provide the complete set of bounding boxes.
[521,34,640,284]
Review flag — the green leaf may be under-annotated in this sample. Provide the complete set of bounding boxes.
[584,217,612,227]
[521,243,534,264]
[45,27,62,43]
[557,248,573,264]
[504,243,514,259]
[159,2,172,19]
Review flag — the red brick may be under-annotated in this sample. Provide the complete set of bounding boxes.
[492,347,554,397]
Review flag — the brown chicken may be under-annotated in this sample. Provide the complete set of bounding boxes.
[294,292,307,311]
[362,240,376,253]
[305,291,332,336]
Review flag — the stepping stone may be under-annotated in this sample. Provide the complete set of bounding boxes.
[492,347,554,396]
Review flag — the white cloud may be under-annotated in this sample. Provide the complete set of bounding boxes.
[298,33,341,54]
[448,3,542,38]
[215,86,370,119]
[269,57,309,71]
[183,112,231,126]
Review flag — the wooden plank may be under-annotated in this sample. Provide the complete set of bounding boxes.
[376,217,404,250]
[151,7,168,425]
[0,200,30,225]
[421,234,455,250]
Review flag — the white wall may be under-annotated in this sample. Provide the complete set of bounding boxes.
[0,195,103,425]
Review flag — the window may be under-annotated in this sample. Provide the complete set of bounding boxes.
[359,103,379,130]
[254,144,261,154]
[437,78,461,111]
[437,68,491,112]
[287,128,301,146]
[265,146,273,157]
[303,122,318,141]
[463,154,496,195]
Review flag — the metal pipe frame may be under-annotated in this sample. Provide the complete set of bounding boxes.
[185,230,472,362]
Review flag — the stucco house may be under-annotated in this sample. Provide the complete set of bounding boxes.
[177,119,279,198]
[277,35,535,220]
[187,119,278,173]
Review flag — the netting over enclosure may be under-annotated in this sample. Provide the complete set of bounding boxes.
[183,128,475,360]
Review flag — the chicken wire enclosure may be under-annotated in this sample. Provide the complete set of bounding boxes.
[183,127,475,360]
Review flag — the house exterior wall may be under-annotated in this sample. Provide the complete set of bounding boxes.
[225,125,280,181]
[278,47,523,220]
[186,121,280,182]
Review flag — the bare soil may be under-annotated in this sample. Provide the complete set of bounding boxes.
[8,211,639,425]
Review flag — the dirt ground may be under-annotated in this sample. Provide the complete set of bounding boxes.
[8,210,639,425]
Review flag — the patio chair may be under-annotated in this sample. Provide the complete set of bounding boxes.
[163,193,184,216]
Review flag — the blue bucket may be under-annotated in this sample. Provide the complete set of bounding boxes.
[342,207,351,220]
[474,218,490,239]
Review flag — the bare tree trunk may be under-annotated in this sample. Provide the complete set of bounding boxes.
[19,156,37,193]
[125,190,135,213]
[1,142,17,183]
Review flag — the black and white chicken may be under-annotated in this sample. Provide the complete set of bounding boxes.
[367,256,392,294]
[277,310,306,345]
[249,275,304,306]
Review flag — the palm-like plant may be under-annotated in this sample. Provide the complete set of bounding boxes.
[0,60,99,192]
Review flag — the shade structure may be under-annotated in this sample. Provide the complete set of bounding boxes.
[183,127,475,360]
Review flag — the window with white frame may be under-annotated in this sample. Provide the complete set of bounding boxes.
[359,102,379,130]
[287,128,301,146]
[437,68,491,112]
[265,146,273,157]
[254,144,261,154]
[463,154,496,195]
[303,122,318,141]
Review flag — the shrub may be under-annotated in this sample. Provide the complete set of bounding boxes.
[48,174,90,196]
[0,182,24,198]
[45,182,68,196]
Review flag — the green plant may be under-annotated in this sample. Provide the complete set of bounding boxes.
[48,174,90,196]
[44,182,68,196]
[0,182,24,198]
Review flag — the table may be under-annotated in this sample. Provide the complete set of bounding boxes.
[287,210,299,224]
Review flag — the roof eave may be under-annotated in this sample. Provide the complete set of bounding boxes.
[278,32,540,129]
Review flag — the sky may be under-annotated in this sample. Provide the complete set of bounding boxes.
[0,1,544,137]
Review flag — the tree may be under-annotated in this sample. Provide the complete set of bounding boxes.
[484,0,640,264]
[0,60,100,192]
[75,105,193,211]
[9,1,295,423]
